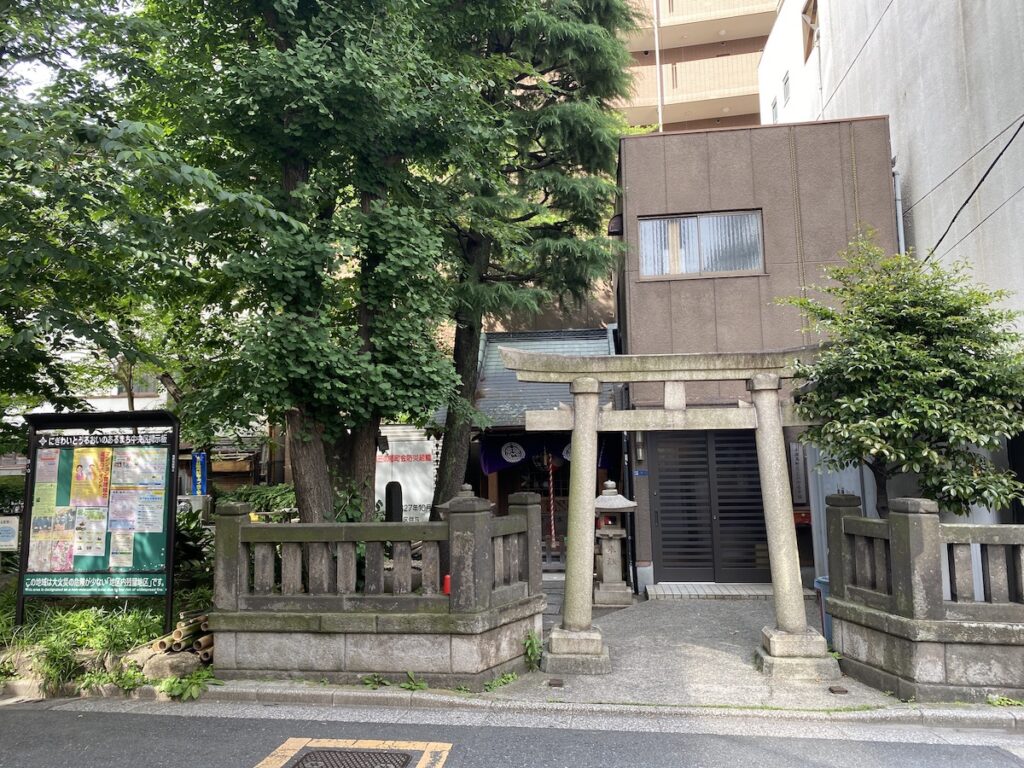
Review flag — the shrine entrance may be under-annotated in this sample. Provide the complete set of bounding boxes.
[649,430,769,583]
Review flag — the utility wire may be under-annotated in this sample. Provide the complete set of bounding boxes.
[932,181,1024,262]
[925,116,1024,260]
[906,108,1024,212]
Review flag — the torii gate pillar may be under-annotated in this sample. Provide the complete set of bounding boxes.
[543,377,611,674]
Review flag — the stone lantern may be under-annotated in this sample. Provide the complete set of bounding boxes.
[593,481,635,607]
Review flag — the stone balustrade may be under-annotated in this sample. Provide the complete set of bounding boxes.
[825,494,1024,701]
[209,491,545,689]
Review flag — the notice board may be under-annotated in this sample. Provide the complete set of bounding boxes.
[16,411,180,630]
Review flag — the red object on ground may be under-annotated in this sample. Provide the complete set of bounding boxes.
[443,574,451,595]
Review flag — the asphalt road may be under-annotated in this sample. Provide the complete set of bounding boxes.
[0,699,1021,768]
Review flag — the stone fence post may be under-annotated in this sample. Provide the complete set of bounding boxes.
[825,494,862,601]
[447,488,493,613]
[888,497,943,620]
[508,491,543,597]
[214,501,251,612]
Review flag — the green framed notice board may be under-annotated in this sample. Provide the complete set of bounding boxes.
[16,411,180,632]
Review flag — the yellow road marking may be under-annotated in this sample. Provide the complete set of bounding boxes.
[255,738,453,768]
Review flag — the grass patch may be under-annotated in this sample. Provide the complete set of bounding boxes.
[483,672,518,692]
[988,695,1024,707]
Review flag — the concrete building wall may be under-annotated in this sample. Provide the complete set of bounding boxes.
[759,0,1024,322]
[618,118,898,578]
[619,117,898,409]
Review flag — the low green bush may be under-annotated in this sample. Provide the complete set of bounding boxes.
[156,667,222,701]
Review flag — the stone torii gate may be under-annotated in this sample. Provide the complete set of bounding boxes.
[501,345,840,679]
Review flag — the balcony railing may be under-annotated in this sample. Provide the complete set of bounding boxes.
[628,0,776,29]
[618,51,760,110]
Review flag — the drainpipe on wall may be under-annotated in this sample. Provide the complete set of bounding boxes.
[893,161,907,254]
[652,0,664,132]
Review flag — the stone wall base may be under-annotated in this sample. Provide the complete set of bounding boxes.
[838,655,1024,703]
[215,654,529,691]
[830,598,1024,703]
[211,598,543,692]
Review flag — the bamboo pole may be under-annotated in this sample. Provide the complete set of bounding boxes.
[199,648,213,662]
[200,621,210,632]
[193,634,214,651]
[151,634,174,652]
[172,624,202,641]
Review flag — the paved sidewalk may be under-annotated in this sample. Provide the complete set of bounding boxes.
[4,595,1022,731]
[497,597,887,711]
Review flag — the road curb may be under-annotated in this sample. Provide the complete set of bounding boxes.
[5,678,1021,731]
[195,680,1024,731]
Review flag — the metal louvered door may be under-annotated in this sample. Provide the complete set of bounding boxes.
[709,431,770,582]
[651,431,769,583]
[649,432,715,581]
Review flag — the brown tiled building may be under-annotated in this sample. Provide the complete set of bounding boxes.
[615,117,899,589]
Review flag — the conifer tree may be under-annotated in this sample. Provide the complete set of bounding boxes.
[433,1,636,505]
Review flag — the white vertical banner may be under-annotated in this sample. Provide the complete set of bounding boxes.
[788,441,809,506]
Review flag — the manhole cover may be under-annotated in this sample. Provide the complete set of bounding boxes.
[291,750,412,768]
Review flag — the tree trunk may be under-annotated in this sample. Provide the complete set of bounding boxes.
[350,418,381,520]
[432,236,489,508]
[124,363,135,412]
[326,419,381,522]
[285,407,334,523]
[327,190,386,521]
[867,460,890,519]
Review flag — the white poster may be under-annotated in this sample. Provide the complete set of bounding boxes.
[375,436,439,522]
[111,447,167,487]
[73,507,108,557]
[0,516,19,552]
[108,532,134,568]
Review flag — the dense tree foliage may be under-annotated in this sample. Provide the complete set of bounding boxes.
[789,235,1024,516]
[2,1,634,521]
[127,0,534,520]
[0,0,286,453]
[433,0,636,505]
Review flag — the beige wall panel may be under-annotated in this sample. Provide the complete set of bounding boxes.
[669,278,717,353]
[683,381,722,404]
[759,262,808,350]
[850,119,898,252]
[719,380,751,404]
[709,130,756,211]
[630,382,664,408]
[750,127,800,266]
[713,276,765,352]
[623,137,668,220]
[663,134,711,214]
[794,123,852,267]
[627,281,674,353]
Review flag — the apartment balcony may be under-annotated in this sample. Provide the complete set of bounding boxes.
[625,0,777,50]
[617,51,761,126]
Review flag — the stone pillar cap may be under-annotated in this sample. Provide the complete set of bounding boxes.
[594,481,637,513]
[216,501,251,517]
[746,372,781,391]
[890,497,939,515]
[441,484,493,514]
[825,494,861,507]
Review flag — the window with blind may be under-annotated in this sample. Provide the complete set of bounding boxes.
[638,211,764,278]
